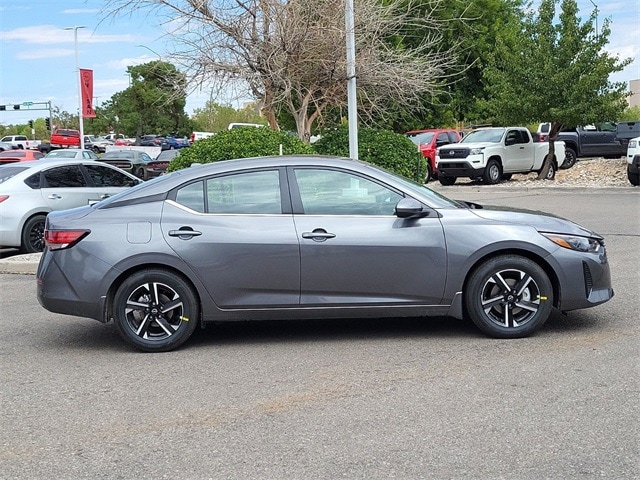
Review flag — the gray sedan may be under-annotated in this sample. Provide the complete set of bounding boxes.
[37,156,613,352]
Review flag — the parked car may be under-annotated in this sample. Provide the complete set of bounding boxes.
[36,155,613,352]
[0,149,45,164]
[99,149,155,179]
[39,129,81,153]
[0,159,141,253]
[0,142,17,151]
[626,136,640,186]
[0,135,33,149]
[164,136,189,149]
[190,131,215,143]
[138,135,169,150]
[405,129,461,181]
[537,122,628,168]
[44,149,99,160]
[436,127,565,185]
[85,135,113,153]
[146,149,181,177]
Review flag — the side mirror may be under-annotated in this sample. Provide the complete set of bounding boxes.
[395,198,429,218]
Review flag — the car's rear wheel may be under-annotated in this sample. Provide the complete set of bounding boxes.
[20,214,46,253]
[482,159,502,184]
[464,255,553,338]
[628,166,640,186]
[113,269,200,352]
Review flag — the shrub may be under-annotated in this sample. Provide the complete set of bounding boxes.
[167,127,315,172]
[312,126,425,182]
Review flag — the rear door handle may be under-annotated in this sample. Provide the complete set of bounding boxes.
[302,230,336,242]
[169,228,202,239]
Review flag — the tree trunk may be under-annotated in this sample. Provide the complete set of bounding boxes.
[536,121,562,180]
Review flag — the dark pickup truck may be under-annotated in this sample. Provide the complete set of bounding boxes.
[538,121,640,168]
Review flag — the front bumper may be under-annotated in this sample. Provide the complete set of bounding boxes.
[437,161,485,178]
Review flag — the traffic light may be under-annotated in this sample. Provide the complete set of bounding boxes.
[29,120,34,128]
[45,118,51,130]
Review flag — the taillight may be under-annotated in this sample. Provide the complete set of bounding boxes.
[44,229,90,250]
[0,195,9,203]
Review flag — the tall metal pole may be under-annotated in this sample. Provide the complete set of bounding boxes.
[65,26,86,149]
[345,0,358,159]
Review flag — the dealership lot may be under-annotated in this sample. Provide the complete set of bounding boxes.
[0,186,638,479]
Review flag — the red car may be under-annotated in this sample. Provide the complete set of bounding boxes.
[406,129,461,181]
[0,149,44,164]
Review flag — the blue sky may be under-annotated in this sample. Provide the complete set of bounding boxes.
[0,0,638,127]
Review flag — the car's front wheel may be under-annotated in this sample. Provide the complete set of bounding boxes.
[464,255,553,338]
[113,269,200,352]
[438,174,456,186]
[482,159,502,184]
[20,214,47,253]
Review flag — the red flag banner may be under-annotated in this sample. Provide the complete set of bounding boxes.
[80,68,96,118]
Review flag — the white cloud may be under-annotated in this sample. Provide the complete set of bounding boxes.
[15,48,74,60]
[0,25,141,45]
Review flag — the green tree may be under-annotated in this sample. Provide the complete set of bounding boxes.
[109,61,193,138]
[483,0,632,178]
[191,102,266,133]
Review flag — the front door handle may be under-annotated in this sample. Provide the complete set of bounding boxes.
[302,229,336,242]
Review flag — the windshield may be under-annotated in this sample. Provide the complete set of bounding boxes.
[406,132,435,145]
[461,128,505,143]
[45,150,80,158]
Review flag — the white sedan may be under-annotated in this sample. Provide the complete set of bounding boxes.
[0,159,141,253]
[44,149,99,160]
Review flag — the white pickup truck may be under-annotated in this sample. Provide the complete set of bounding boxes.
[0,135,40,150]
[435,127,565,185]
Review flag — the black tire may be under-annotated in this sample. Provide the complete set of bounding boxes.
[20,214,47,253]
[136,167,148,181]
[628,166,640,186]
[438,175,456,186]
[562,147,577,169]
[482,159,502,184]
[112,269,200,352]
[464,255,553,338]
[424,161,433,183]
[544,160,556,180]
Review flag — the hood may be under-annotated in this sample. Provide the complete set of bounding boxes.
[440,141,495,150]
[468,204,599,238]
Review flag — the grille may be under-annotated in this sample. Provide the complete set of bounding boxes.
[440,148,470,159]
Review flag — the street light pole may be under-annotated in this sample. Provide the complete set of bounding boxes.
[65,26,86,149]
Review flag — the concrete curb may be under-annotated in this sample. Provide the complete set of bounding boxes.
[0,253,41,275]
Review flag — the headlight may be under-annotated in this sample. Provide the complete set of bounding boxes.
[542,233,603,253]
[469,147,485,155]
[629,140,637,149]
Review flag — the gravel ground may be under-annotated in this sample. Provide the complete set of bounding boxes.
[442,157,633,188]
